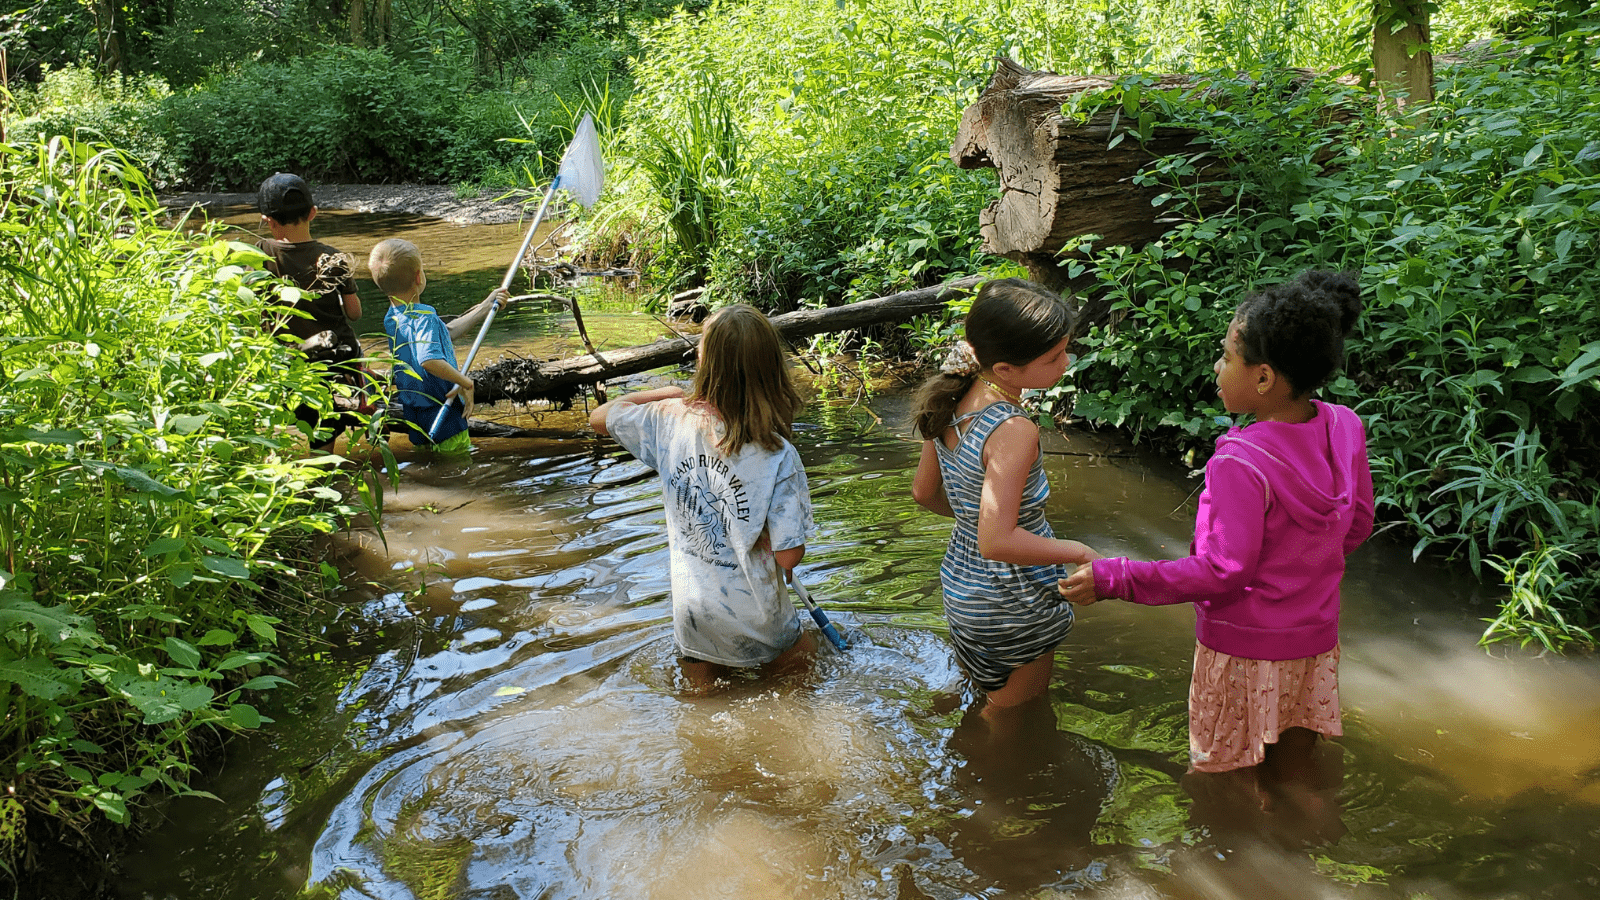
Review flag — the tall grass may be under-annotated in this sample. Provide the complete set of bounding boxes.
[0,136,361,870]
[632,75,741,288]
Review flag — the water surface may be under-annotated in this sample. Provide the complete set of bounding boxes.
[121,211,1600,899]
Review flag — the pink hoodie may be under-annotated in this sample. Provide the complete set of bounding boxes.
[1091,400,1375,660]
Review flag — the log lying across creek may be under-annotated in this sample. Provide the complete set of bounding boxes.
[469,275,984,407]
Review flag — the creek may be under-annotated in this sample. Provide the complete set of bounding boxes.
[119,209,1600,899]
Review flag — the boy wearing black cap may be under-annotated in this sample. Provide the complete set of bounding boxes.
[256,172,366,449]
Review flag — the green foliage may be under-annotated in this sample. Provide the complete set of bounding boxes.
[8,66,185,188]
[588,0,1409,310]
[161,47,473,188]
[1062,16,1600,647]
[0,136,361,860]
[632,74,741,288]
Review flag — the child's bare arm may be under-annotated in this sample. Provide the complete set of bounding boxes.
[911,441,954,517]
[446,288,511,341]
[422,359,474,418]
[774,544,805,572]
[977,417,1098,566]
[588,386,686,436]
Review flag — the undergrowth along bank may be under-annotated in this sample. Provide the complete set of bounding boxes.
[1054,16,1600,650]
[0,136,370,879]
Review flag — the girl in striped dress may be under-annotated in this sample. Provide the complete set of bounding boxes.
[911,278,1098,716]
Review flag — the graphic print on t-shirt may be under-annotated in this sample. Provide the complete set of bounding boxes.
[667,453,750,569]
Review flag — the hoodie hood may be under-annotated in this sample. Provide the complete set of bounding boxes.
[1213,400,1364,532]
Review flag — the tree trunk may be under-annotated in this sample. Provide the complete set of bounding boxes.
[373,0,391,46]
[1372,2,1434,107]
[950,60,1222,273]
[349,0,367,47]
[92,0,125,73]
[469,276,984,406]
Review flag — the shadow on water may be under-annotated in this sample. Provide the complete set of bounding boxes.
[120,211,1600,899]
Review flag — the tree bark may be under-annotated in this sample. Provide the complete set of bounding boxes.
[349,0,367,47]
[951,59,1214,267]
[1372,2,1434,107]
[469,276,984,406]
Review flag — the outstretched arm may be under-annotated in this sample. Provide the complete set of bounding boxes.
[446,288,511,342]
[589,385,686,437]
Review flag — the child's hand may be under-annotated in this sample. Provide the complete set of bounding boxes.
[1058,564,1100,606]
[486,287,511,312]
[446,377,476,419]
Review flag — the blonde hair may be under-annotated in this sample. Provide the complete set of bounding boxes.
[691,305,803,455]
[368,238,423,297]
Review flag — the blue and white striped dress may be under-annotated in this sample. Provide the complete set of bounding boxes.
[935,402,1074,691]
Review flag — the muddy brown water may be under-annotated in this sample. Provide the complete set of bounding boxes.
[118,211,1600,899]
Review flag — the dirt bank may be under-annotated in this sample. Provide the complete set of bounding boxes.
[159,183,532,226]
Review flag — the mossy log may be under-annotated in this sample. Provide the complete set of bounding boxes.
[468,275,984,406]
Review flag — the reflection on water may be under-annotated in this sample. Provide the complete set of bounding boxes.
[122,214,1600,899]
[116,390,1600,900]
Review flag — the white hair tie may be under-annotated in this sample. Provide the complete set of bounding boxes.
[939,341,980,376]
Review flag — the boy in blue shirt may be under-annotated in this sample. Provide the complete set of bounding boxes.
[368,238,508,451]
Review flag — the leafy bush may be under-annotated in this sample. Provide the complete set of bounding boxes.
[8,66,185,188]
[0,136,363,866]
[1059,18,1600,648]
[587,0,1395,309]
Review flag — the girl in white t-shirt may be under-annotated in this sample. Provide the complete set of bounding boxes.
[590,304,817,685]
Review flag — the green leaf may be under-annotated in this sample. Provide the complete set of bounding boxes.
[235,675,291,692]
[196,629,236,647]
[92,791,129,823]
[1506,366,1556,384]
[0,427,86,446]
[93,463,185,500]
[228,703,262,728]
[245,614,279,644]
[142,537,186,557]
[175,683,214,711]
[164,637,202,669]
[0,658,79,699]
[171,414,210,434]
[215,651,273,671]
[112,676,186,724]
[0,597,96,645]
[200,555,250,580]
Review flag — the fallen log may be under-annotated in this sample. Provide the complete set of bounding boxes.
[951,58,1340,314]
[470,275,984,406]
[951,59,1213,269]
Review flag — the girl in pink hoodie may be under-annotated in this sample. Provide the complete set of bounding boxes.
[1060,270,1374,773]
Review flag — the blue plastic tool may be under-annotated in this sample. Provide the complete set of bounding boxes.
[792,578,848,651]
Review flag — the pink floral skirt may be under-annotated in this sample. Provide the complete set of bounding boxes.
[1187,641,1342,773]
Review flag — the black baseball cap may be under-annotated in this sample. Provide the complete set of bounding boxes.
[258,173,314,222]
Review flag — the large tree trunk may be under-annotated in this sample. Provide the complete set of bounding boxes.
[951,59,1209,271]
[469,276,984,406]
[1372,2,1434,107]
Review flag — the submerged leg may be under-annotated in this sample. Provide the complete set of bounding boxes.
[982,648,1056,718]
